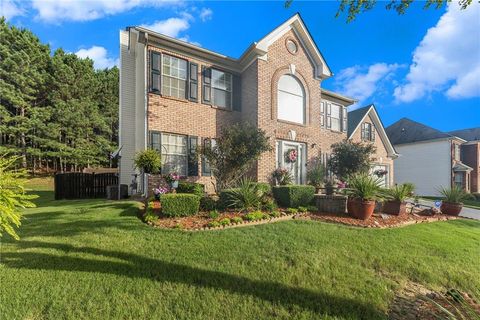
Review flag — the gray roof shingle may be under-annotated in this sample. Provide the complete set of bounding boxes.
[347,105,372,137]
[448,128,480,142]
[385,118,452,145]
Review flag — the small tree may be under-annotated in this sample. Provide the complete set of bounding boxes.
[134,149,161,174]
[328,140,376,180]
[0,155,38,240]
[201,123,271,191]
[307,156,326,189]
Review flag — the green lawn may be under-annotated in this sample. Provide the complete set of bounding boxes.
[421,196,480,210]
[1,183,479,319]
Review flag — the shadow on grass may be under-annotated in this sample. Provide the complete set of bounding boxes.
[3,240,385,319]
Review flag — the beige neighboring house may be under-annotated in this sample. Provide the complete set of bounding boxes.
[119,14,366,194]
[347,104,398,187]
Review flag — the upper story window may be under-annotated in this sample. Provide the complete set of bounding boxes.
[211,69,232,109]
[162,55,187,99]
[330,104,342,131]
[322,100,347,132]
[454,144,461,161]
[361,122,376,141]
[277,74,305,124]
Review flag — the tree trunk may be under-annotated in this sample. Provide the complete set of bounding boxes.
[20,106,27,168]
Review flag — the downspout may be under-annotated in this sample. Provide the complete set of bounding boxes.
[144,32,149,196]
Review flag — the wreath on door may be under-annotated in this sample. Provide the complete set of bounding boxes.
[285,149,298,163]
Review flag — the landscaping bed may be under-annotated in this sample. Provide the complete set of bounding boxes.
[301,206,460,228]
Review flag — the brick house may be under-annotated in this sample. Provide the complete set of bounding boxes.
[119,14,392,194]
[347,105,398,187]
[386,118,475,196]
[448,128,480,193]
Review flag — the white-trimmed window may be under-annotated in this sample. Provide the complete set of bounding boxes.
[161,133,188,176]
[362,122,375,141]
[162,55,187,98]
[454,144,461,161]
[330,104,341,131]
[211,69,232,109]
[277,74,305,124]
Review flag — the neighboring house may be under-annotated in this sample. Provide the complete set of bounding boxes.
[347,104,398,187]
[448,128,480,193]
[119,14,365,194]
[386,118,473,196]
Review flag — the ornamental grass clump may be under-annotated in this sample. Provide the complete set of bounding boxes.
[346,174,383,201]
[225,178,267,212]
[384,183,415,202]
[438,185,470,204]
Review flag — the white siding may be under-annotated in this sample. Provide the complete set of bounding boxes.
[119,30,146,192]
[394,140,451,196]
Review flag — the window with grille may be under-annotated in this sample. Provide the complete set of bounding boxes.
[160,133,188,176]
[162,55,187,99]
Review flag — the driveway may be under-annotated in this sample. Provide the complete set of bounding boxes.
[416,198,480,220]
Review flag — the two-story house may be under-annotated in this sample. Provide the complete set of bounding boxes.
[119,14,392,194]
[448,128,480,193]
[386,118,474,196]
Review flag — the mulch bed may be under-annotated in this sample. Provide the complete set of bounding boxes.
[299,206,460,229]
[388,282,480,319]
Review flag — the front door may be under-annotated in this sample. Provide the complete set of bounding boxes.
[277,140,306,184]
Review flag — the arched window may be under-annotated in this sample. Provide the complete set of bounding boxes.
[277,74,305,124]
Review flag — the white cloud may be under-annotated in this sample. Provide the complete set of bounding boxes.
[140,17,190,38]
[394,3,480,103]
[1,0,25,20]
[76,46,117,69]
[334,63,402,106]
[199,8,212,22]
[31,0,181,22]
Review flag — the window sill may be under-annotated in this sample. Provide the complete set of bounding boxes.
[277,119,307,127]
[149,92,192,104]
[202,102,234,112]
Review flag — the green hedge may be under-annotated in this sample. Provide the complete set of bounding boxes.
[160,193,200,217]
[252,182,271,195]
[176,182,204,197]
[272,185,315,208]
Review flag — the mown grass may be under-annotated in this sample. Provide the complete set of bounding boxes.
[1,181,479,319]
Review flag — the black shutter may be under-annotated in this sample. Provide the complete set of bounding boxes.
[232,74,241,111]
[188,62,198,102]
[187,136,199,176]
[202,66,211,104]
[150,131,161,152]
[150,51,161,93]
[202,138,212,176]
[326,103,332,129]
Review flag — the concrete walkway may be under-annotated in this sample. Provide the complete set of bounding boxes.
[416,198,480,220]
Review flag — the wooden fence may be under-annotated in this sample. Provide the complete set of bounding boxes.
[54,172,118,200]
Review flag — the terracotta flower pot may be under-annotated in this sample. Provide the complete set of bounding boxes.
[351,199,376,220]
[383,200,406,216]
[347,198,356,216]
[440,202,463,216]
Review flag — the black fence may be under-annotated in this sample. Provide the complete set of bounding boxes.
[54,172,118,200]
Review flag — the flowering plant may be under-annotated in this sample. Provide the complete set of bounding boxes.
[285,149,298,163]
[153,187,169,196]
[374,169,388,177]
[271,167,292,186]
[163,172,180,183]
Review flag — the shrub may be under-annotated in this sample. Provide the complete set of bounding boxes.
[473,193,480,201]
[345,174,383,201]
[306,205,318,212]
[261,197,277,212]
[144,201,159,223]
[384,183,415,202]
[231,217,243,224]
[200,196,217,211]
[243,210,266,221]
[208,210,219,219]
[177,182,204,197]
[160,193,200,217]
[0,156,38,240]
[272,185,315,208]
[286,208,299,214]
[134,149,161,174]
[328,140,376,180]
[253,182,272,195]
[438,186,470,203]
[271,168,293,186]
[219,218,231,226]
[298,206,308,213]
[222,178,266,211]
[173,223,183,229]
[269,211,281,218]
[307,157,325,188]
[208,221,220,228]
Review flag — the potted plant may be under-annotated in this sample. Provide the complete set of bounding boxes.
[271,168,292,186]
[133,149,161,174]
[164,172,180,190]
[438,185,469,216]
[346,174,382,220]
[383,183,415,215]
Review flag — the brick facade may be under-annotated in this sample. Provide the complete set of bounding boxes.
[349,113,395,186]
[461,143,480,193]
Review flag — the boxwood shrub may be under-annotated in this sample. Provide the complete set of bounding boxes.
[160,193,200,217]
[177,182,204,197]
[272,185,315,208]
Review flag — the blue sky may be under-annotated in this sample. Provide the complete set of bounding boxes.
[2,0,479,131]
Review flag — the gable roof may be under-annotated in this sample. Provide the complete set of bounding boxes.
[386,118,465,145]
[448,127,480,142]
[347,104,398,158]
[132,13,332,78]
